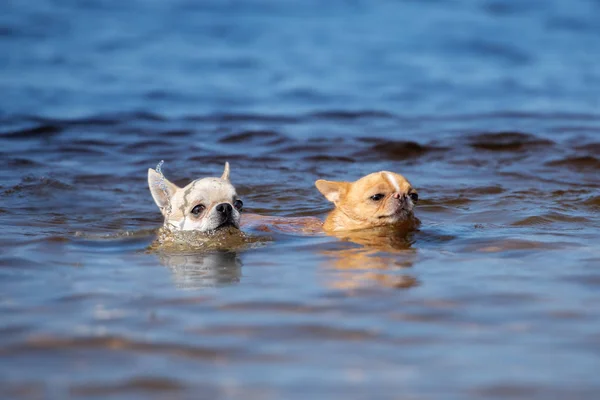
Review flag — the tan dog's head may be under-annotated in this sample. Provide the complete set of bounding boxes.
[148,162,243,232]
[316,171,418,231]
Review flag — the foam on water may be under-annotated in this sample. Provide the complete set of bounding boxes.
[150,225,271,253]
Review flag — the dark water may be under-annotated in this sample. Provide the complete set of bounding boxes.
[2,0,600,398]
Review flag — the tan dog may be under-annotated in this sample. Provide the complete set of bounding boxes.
[315,171,418,232]
[148,162,243,232]
[242,171,418,235]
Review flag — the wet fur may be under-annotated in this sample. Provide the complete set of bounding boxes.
[148,163,242,232]
[148,165,417,238]
[242,171,418,236]
[316,171,418,232]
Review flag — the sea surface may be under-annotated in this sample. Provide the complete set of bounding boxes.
[1,0,600,399]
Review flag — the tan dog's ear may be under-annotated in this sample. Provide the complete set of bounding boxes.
[221,162,230,181]
[315,179,350,203]
[148,168,179,212]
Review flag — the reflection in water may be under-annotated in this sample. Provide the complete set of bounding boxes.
[158,251,242,289]
[152,219,419,291]
[322,224,419,290]
[150,227,269,289]
[148,228,270,289]
[326,221,418,251]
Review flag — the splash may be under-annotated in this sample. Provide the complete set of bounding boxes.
[155,160,173,221]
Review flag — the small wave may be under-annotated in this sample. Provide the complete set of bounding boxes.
[0,256,44,269]
[309,110,396,120]
[462,238,574,253]
[70,377,183,396]
[546,156,600,171]
[194,323,382,341]
[1,124,63,139]
[277,144,334,155]
[462,186,505,195]
[71,138,121,147]
[3,176,73,196]
[64,112,166,127]
[457,39,531,65]
[123,140,171,152]
[6,158,40,167]
[469,131,553,151]
[354,140,441,160]
[0,334,263,361]
[302,155,355,163]
[583,195,600,209]
[511,213,589,226]
[218,130,289,145]
[575,142,600,154]
[57,145,107,156]
[187,113,299,124]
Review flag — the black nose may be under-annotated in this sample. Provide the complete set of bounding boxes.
[216,203,233,215]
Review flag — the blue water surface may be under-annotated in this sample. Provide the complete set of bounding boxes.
[1,1,600,399]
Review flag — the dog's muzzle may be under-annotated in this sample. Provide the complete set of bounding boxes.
[216,203,233,219]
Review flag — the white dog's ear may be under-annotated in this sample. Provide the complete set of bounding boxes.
[148,168,179,212]
[315,179,350,203]
[221,161,230,181]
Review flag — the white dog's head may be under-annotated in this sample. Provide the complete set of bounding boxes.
[148,162,243,232]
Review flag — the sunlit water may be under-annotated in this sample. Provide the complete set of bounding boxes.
[2,0,600,399]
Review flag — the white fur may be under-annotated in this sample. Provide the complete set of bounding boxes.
[165,178,239,231]
[149,163,241,232]
[385,172,400,193]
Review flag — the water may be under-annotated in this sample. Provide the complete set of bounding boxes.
[2,0,600,398]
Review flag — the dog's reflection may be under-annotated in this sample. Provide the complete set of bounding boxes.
[322,225,419,290]
[158,251,242,289]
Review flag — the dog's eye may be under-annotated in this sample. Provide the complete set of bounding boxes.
[409,192,419,202]
[234,199,243,211]
[370,193,385,201]
[191,204,205,216]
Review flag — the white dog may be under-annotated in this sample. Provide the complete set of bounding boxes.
[148,162,243,232]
